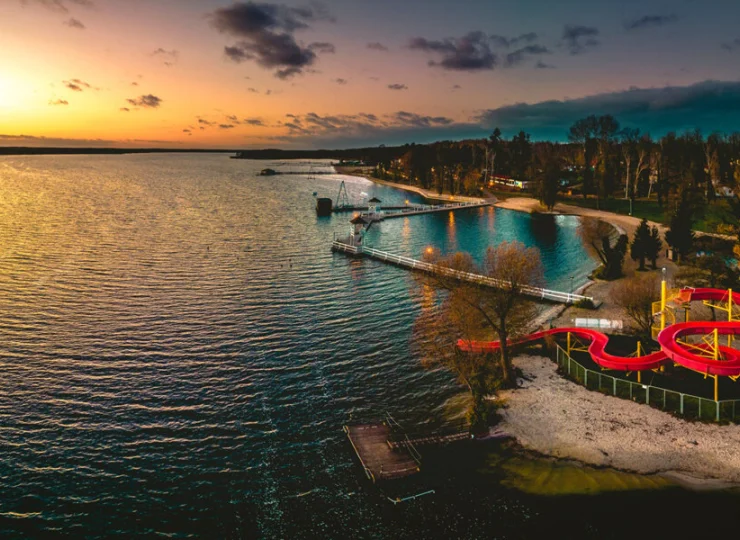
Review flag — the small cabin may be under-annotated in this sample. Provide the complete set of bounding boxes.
[349,215,368,246]
[368,197,382,215]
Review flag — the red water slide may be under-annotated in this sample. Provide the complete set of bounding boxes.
[457,288,740,377]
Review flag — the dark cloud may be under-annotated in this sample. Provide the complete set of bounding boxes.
[476,80,740,140]
[504,44,551,67]
[247,87,259,93]
[63,78,96,92]
[535,61,555,69]
[452,84,461,90]
[119,107,130,112]
[219,124,235,129]
[64,17,85,29]
[226,114,241,124]
[20,0,93,14]
[183,129,192,134]
[48,99,69,105]
[387,83,407,90]
[367,42,388,51]
[198,118,214,126]
[408,31,545,71]
[131,81,138,86]
[210,1,334,78]
[561,25,600,55]
[625,14,677,31]
[392,111,453,128]
[126,94,162,108]
[721,38,740,52]
[272,110,479,148]
[244,118,264,126]
[308,42,335,54]
[333,78,347,85]
[408,31,496,71]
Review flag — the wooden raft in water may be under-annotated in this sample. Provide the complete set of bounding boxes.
[344,424,420,482]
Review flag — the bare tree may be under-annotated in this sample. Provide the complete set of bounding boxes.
[414,242,544,388]
[635,137,652,196]
[621,128,640,199]
[612,274,661,338]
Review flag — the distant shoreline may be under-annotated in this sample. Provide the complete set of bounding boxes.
[0,148,238,156]
[333,164,489,204]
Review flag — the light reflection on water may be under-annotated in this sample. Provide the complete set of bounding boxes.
[1,154,733,539]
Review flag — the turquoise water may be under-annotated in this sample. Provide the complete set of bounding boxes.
[0,154,738,538]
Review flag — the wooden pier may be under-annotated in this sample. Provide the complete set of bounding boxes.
[331,241,595,305]
[388,431,470,449]
[344,424,421,482]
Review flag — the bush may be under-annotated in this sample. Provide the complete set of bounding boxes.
[574,298,596,309]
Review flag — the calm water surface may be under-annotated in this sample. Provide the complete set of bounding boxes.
[1,154,738,539]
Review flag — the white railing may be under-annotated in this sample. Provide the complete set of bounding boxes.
[331,241,593,305]
[359,201,489,221]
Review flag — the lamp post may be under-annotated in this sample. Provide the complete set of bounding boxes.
[570,276,574,295]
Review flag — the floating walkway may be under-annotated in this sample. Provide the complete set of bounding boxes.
[331,241,594,305]
[360,201,490,222]
[332,204,424,213]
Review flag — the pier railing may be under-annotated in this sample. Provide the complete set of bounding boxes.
[360,201,489,220]
[554,345,740,423]
[332,241,593,305]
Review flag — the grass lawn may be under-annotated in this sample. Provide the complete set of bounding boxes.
[558,196,667,224]
[558,196,738,234]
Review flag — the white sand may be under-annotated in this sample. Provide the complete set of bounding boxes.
[499,355,740,487]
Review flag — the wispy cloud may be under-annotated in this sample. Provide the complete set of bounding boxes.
[63,17,85,29]
[387,83,407,90]
[561,24,600,55]
[126,94,162,108]
[20,0,93,14]
[721,38,740,51]
[48,99,69,105]
[624,14,677,31]
[63,78,97,91]
[367,42,388,52]
[504,45,551,68]
[151,48,179,67]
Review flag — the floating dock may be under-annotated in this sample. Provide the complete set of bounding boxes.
[344,423,421,482]
[331,241,595,305]
[360,201,490,222]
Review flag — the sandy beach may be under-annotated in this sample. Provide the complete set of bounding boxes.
[499,355,740,487]
[333,165,489,204]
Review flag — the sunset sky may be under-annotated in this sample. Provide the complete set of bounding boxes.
[2,0,740,149]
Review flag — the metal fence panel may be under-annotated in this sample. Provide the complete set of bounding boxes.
[551,345,740,423]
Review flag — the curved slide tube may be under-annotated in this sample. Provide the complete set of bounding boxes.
[457,288,740,377]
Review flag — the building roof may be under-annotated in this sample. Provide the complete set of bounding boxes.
[368,197,382,203]
[350,215,368,224]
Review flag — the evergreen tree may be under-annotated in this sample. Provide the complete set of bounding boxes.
[647,226,662,269]
[665,190,696,263]
[630,218,651,270]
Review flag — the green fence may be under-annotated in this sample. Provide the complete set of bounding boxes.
[554,345,740,423]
